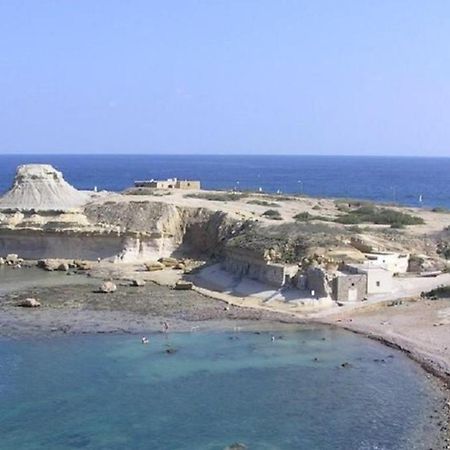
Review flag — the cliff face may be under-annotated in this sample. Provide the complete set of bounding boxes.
[0,192,244,262]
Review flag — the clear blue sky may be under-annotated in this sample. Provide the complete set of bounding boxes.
[1,1,450,156]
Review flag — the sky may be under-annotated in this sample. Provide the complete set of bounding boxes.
[1,1,450,156]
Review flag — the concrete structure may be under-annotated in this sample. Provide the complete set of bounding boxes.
[134,178,201,190]
[332,273,367,302]
[363,252,409,274]
[346,263,393,295]
[223,250,298,288]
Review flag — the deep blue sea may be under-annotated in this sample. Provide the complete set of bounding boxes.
[0,329,441,450]
[0,154,449,208]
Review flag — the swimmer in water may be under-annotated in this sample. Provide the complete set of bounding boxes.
[271,335,275,342]
[141,337,149,344]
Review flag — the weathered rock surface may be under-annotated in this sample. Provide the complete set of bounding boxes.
[18,298,41,307]
[0,164,89,211]
[98,281,117,293]
[174,280,193,290]
[130,279,146,287]
[145,261,165,271]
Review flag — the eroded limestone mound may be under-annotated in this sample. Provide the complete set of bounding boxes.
[0,164,89,211]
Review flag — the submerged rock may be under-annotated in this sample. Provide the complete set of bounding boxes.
[18,298,41,307]
[224,443,247,450]
[98,281,117,293]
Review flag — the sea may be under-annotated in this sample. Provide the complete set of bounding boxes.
[0,329,442,450]
[0,154,449,208]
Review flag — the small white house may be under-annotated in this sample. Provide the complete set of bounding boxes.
[346,263,393,295]
[363,252,409,274]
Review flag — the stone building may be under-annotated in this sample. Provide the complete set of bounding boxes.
[223,249,298,288]
[346,263,393,294]
[332,274,367,302]
[134,178,201,190]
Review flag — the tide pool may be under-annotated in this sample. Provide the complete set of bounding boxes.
[0,328,441,449]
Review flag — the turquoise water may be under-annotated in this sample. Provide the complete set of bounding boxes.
[0,329,440,449]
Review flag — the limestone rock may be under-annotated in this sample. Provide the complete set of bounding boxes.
[74,260,94,271]
[98,281,117,293]
[174,280,193,290]
[57,262,70,272]
[173,262,186,270]
[18,298,41,307]
[145,261,165,271]
[131,278,146,287]
[0,257,4,265]
[37,259,69,271]
[6,254,19,264]
[158,257,178,268]
[0,164,89,211]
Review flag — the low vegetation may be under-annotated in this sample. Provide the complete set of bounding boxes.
[293,212,332,222]
[247,199,280,207]
[262,209,282,220]
[432,207,450,213]
[422,285,450,299]
[184,192,248,202]
[334,205,424,227]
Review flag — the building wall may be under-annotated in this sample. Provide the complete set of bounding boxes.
[364,268,393,294]
[364,252,409,274]
[332,274,367,302]
[306,267,330,298]
[223,255,296,287]
[175,180,201,190]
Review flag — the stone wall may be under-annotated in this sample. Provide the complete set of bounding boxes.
[332,274,367,302]
[223,254,296,287]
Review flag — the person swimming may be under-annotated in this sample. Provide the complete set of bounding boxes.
[141,336,149,344]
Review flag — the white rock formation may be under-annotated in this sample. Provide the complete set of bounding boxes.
[0,164,89,211]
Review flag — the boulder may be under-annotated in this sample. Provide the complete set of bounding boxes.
[6,254,19,264]
[18,298,41,308]
[98,281,117,293]
[173,262,186,270]
[0,257,4,265]
[57,262,70,272]
[145,261,165,272]
[174,280,193,291]
[158,257,178,268]
[74,260,93,271]
[37,259,64,271]
[131,279,146,287]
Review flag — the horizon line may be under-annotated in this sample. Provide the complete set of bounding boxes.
[0,152,450,158]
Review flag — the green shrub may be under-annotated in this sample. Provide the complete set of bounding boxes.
[335,206,424,227]
[432,207,450,213]
[247,200,280,207]
[184,192,248,201]
[262,209,282,220]
[293,212,332,222]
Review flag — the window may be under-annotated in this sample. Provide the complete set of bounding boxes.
[376,281,380,287]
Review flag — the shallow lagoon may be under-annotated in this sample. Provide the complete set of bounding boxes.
[0,328,441,449]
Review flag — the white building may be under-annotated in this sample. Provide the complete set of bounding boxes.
[346,263,393,295]
[363,252,409,274]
